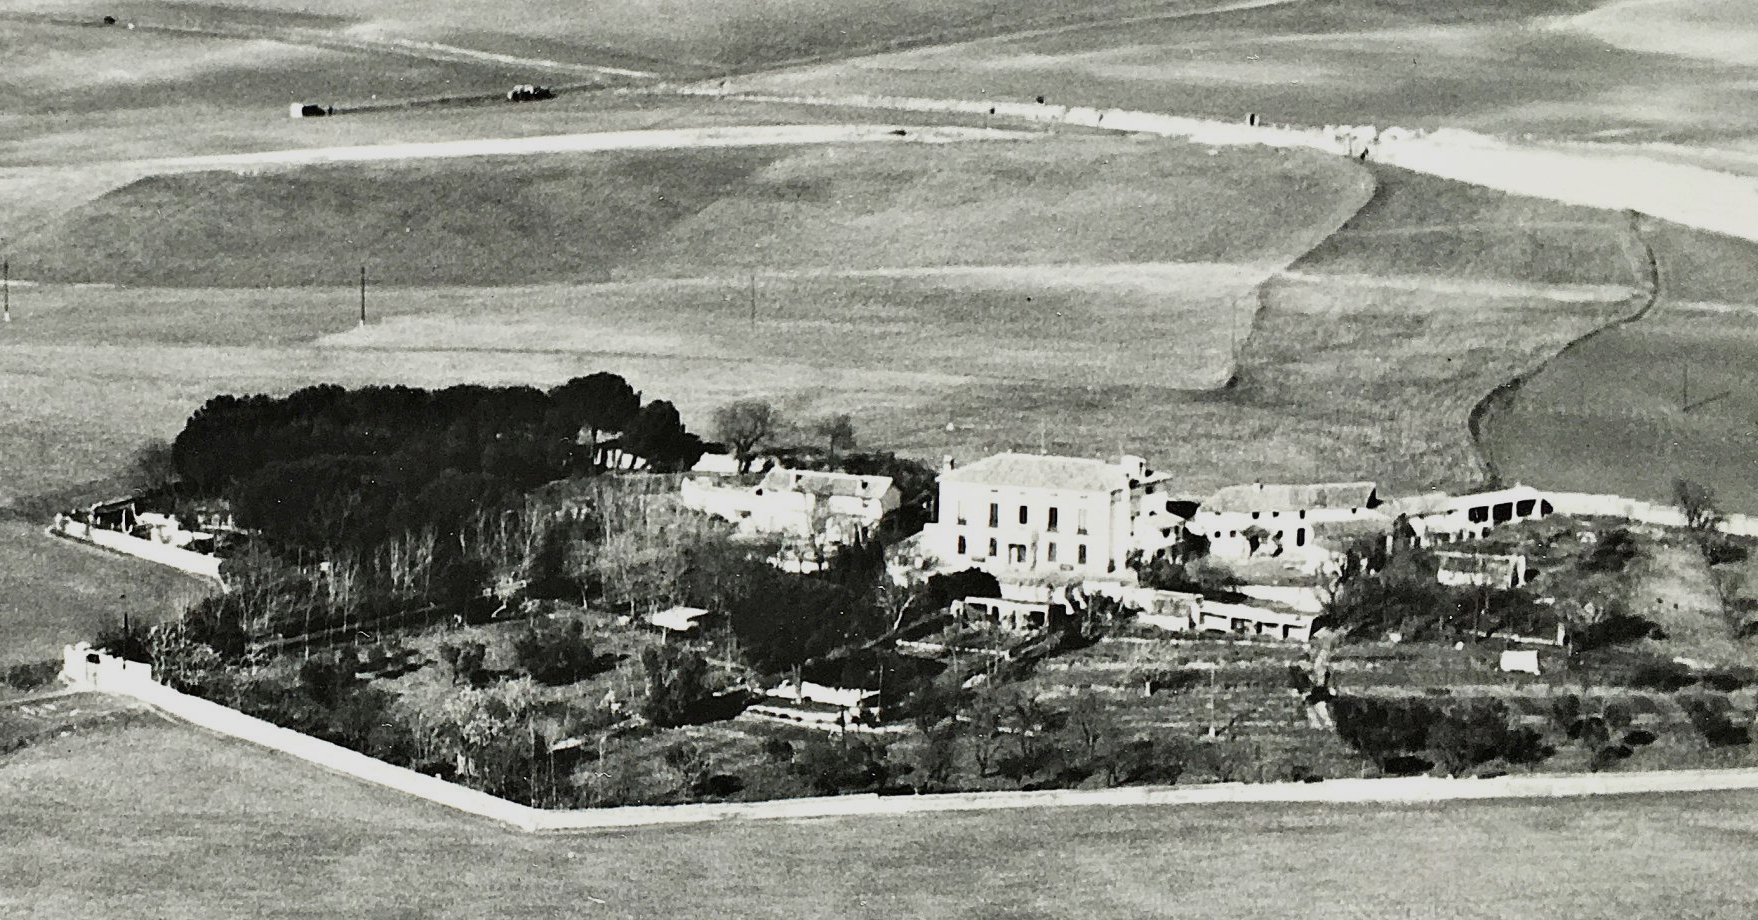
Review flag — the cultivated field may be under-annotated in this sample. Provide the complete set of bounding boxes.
[4,719,1758,918]
[1478,221,1758,513]
[741,0,1758,144]
[0,138,1370,510]
[953,164,1647,497]
[1,0,1249,74]
[10,138,1352,286]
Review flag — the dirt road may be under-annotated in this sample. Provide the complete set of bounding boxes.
[134,122,1034,172]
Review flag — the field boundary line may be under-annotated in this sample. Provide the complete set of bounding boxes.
[1467,212,1660,486]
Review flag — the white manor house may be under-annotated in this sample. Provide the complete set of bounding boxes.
[918,452,1187,583]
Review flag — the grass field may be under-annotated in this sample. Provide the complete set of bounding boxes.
[2,0,1233,74]
[1478,220,1758,513]
[0,520,211,667]
[744,0,1758,144]
[10,137,1353,286]
[4,718,1758,918]
[944,163,1646,496]
[0,18,527,118]
[0,138,1370,508]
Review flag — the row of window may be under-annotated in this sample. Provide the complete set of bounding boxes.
[1211,527,1308,546]
[955,535,1089,565]
[957,501,1090,534]
[1464,499,1542,524]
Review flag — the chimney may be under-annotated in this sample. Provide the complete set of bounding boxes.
[942,455,956,472]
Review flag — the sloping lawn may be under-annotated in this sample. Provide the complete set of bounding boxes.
[3,719,1758,918]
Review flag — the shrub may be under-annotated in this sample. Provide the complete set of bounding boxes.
[1703,538,1748,567]
[1333,695,1441,771]
[1627,659,1697,692]
[512,618,599,686]
[1622,728,1658,747]
[761,738,795,763]
[640,645,712,728]
[1107,737,1188,786]
[1575,610,1666,651]
[1583,528,1640,573]
[1679,695,1751,747]
[1550,693,1582,735]
[1424,699,1548,777]
[5,661,61,692]
[791,737,891,796]
[1701,669,1755,693]
[435,640,489,686]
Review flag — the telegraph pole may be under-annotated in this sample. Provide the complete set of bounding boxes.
[2,253,9,324]
[748,272,757,329]
[359,265,367,327]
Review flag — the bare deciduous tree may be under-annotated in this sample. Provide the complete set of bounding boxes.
[712,399,781,473]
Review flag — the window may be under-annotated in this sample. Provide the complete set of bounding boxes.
[1009,544,1027,564]
[1229,530,1237,538]
[1046,543,1058,562]
[1251,511,1260,520]
[956,535,967,555]
[1296,528,1306,547]
[956,502,966,525]
[1047,507,1059,532]
[1271,510,1279,518]
[1493,502,1513,524]
[988,538,997,557]
[1467,505,1489,524]
[989,503,999,527]
[1299,509,1307,520]
[1077,545,1088,565]
[1077,509,1089,535]
[1516,499,1536,517]
[1019,505,1029,525]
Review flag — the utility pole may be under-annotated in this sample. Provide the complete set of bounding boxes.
[359,265,367,327]
[748,272,756,329]
[2,254,9,324]
[1681,365,1689,412]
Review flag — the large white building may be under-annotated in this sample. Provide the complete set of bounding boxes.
[1391,485,1552,546]
[920,452,1181,584]
[1191,481,1386,562]
[680,466,900,544]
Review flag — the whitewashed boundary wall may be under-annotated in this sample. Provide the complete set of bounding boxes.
[61,644,1758,834]
[51,519,223,581]
[62,644,542,831]
[1545,492,1758,537]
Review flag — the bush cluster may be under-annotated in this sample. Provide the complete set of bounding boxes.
[1334,695,1548,776]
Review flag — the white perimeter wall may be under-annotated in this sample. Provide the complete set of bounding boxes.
[53,520,223,581]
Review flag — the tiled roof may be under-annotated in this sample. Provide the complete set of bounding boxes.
[940,453,1130,493]
[761,467,894,499]
[1203,481,1379,513]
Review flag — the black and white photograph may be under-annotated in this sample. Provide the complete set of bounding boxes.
[3,0,1757,915]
